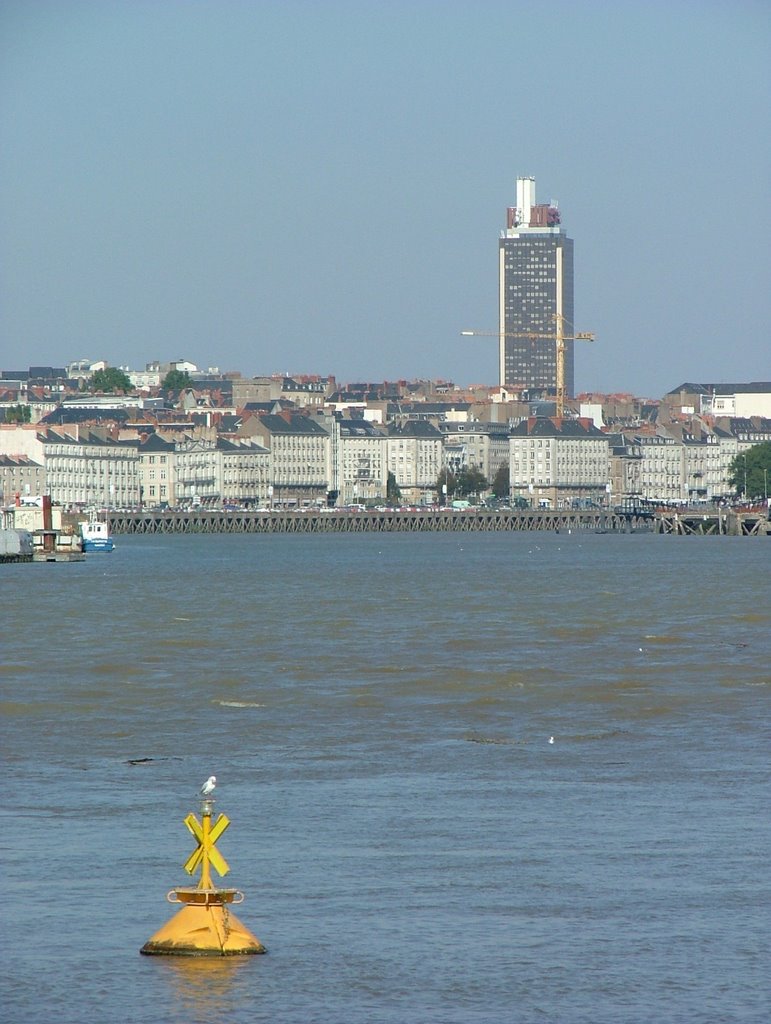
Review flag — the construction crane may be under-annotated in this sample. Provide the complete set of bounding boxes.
[461,316,594,417]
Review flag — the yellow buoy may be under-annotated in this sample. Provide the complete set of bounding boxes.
[141,794,266,956]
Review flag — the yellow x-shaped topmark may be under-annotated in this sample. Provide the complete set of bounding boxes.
[183,812,231,878]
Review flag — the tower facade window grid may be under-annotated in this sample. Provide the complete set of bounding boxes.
[498,177,574,396]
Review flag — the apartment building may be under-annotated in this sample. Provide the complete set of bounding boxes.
[218,437,270,506]
[386,421,443,503]
[138,434,177,507]
[633,435,684,503]
[245,413,330,507]
[174,438,221,506]
[681,435,729,502]
[0,454,46,504]
[509,418,609,508]
[439,421,510,487]
[43,429,140,508]
[337,419,388,505]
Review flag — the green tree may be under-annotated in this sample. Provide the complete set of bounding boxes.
[386,471,401,502]
[455,466,488,498]
[728,442,771,499]
[89,367,132,393]
[491,463,510,499]
[161,368,193,391]
[4,403,31,423]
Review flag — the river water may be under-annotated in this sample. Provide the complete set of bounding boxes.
[2,532,769,1023]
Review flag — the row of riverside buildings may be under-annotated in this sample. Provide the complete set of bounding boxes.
[1,375,770,510]
[4,176,768,511]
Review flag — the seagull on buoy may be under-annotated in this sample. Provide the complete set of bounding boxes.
[200,775,217,797]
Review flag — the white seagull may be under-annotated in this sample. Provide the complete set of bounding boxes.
[200,775,217,797]
[548,736,555,745]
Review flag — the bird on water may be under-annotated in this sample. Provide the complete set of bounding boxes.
[200,775,217,797]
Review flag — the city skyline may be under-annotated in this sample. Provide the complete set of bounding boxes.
[1,2,769,394]
[3,357,770,415]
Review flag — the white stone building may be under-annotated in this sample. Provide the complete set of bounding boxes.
[218,437,271,506]
[128,369,162,389]
[634,435,684,503]
[43,429,140,508]
[174,438,221,506]
[699,383,771,420]
[244,412,330,507]
[337,419,388,505]
[137,434,177,507]
[509,418,609,508]
[681,435,729,502]
[386,421,443,503]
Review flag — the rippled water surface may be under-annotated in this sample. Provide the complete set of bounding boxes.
[2,532,770,1023]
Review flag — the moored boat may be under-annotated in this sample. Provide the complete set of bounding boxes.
[80,513,114,552]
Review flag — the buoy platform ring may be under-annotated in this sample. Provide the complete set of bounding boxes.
[166,887,245,905]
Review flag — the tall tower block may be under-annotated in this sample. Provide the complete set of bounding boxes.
[498,176,574,395]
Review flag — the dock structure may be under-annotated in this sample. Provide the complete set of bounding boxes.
[3,496,85,561]
[655,509,771,537]
[108,507,656,536]
[101,506,771,538]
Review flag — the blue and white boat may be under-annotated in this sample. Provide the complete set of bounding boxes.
[79,514,114,552]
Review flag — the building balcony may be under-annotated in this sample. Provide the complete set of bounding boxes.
[178,476,216,486]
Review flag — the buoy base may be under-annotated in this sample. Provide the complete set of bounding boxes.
[141,899,266,956]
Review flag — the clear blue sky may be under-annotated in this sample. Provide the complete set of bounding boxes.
[1,0,769,397]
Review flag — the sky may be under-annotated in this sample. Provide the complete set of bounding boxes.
[1,0,769,398]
